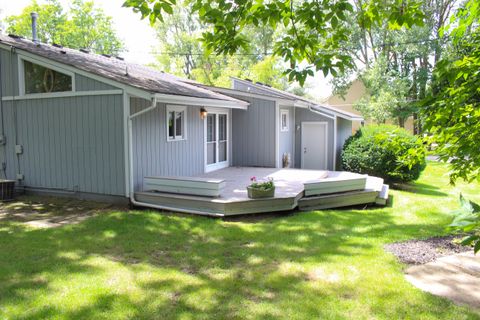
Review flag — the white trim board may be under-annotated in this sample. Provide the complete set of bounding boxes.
[2,89,123,101]
[275,101,280,168]
[154,93,248,109]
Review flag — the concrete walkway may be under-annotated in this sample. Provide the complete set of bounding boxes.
[405,252,480,308]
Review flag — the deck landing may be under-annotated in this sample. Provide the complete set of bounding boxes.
[134,167,389,216]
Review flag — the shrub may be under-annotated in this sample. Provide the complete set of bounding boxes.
[341,125,426,183]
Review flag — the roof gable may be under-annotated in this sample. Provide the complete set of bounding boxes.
[0,34,244,105]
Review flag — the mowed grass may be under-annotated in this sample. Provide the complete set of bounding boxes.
[0,162,479,319]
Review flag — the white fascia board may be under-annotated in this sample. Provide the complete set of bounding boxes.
[0,44,152,100]
[308,106,336,119]
[153,93,248,109]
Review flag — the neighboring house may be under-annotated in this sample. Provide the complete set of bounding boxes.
[0,33,365,208]
[322,79,414,134]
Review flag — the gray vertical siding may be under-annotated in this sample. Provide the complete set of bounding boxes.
[294,108,335,170]
[231,96,276,167]
[1,95,126,196]
[0,48,19,96]
[0,48,126,196]
[131,97,205,191]
[278,106,295,167]
[75,74,118,91]
[336,118,353,170]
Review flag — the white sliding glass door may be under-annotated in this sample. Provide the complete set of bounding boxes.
[205,110,229,172]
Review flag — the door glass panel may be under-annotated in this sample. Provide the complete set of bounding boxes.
[218,141,227,162]
[218,114,227,162]
[207,143,216,164]
[207,114,216,165]
[207,114,216,142]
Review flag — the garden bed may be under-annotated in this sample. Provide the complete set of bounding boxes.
[385,235,471,265]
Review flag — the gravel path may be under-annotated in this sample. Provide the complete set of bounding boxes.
[385,235,471,265]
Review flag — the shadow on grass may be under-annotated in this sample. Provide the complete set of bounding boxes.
[392,182,449,197]
[0,204,475,319]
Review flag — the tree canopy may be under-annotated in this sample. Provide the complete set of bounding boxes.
[6,0,123,55]
[123,0,426,85]
[422,0,480,183]
[333,0,456,131]
[151,0,288,89]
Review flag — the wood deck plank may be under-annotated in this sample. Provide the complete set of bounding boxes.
[135,167,388,216]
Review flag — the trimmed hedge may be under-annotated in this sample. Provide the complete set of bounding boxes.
[341,125,426,183]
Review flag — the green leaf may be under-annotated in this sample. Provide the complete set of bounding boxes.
[475,240,480,254]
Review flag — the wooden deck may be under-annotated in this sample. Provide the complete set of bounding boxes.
[134,167,389,217]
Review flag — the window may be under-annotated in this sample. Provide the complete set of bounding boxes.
[280,109,289,132]
[23,60,72,94]
[167,105,187,141]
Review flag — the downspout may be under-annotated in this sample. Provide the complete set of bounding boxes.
[125,96,224,216]
[10,46,21,183]
[333,115,337,171]
[127,95,157,202]
[0,49,6,178]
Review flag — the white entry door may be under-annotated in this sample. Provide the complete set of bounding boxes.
[205,110,229,172]
[301,122,328,170]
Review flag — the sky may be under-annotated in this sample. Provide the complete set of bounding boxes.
[0,0,331,99]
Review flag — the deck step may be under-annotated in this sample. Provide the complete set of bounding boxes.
[304,175,367,196]
[298,189,378,211]
[375,184,389,205]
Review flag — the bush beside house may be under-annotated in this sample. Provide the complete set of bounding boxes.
[341,125,426,183]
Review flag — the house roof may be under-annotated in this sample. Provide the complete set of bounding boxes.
[230,77,363,121]
[0,34,247,106]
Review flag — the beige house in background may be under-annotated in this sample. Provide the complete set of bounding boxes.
[322,79,414,134]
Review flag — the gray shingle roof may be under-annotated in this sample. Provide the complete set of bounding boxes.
[0,34,245,104]
[230,77,363,120]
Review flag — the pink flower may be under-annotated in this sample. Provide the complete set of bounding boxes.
[250,176,256,182]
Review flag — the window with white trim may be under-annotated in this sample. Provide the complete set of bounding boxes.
[280,109,289,132]
[167,105,187,141]
[23,60,72,94]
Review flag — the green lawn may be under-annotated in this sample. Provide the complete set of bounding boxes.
[1,162,479,319]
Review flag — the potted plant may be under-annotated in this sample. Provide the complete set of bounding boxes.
[247,176,275,199]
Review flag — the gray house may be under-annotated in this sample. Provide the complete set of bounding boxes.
[0,33,381,216]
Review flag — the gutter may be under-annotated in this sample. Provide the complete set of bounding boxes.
[308,106,336,119]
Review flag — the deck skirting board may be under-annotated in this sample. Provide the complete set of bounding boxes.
[298,190,378,211]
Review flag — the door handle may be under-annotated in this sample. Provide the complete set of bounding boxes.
[304,147,307,154]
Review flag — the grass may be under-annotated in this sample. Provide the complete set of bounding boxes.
[0,161,479,319]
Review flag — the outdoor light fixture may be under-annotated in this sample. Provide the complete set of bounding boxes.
[200,107,208,119]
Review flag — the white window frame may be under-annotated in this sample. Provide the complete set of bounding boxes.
[18,55,75,96]
[280,109,289,132]
[166,105,187,141]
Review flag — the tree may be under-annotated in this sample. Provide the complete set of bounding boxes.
[123,0,426,85]
[422,0,480,183]
[6,0,123,55]
[5,0,66,44]
[151,0,287,89]
[332,0,457,131]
